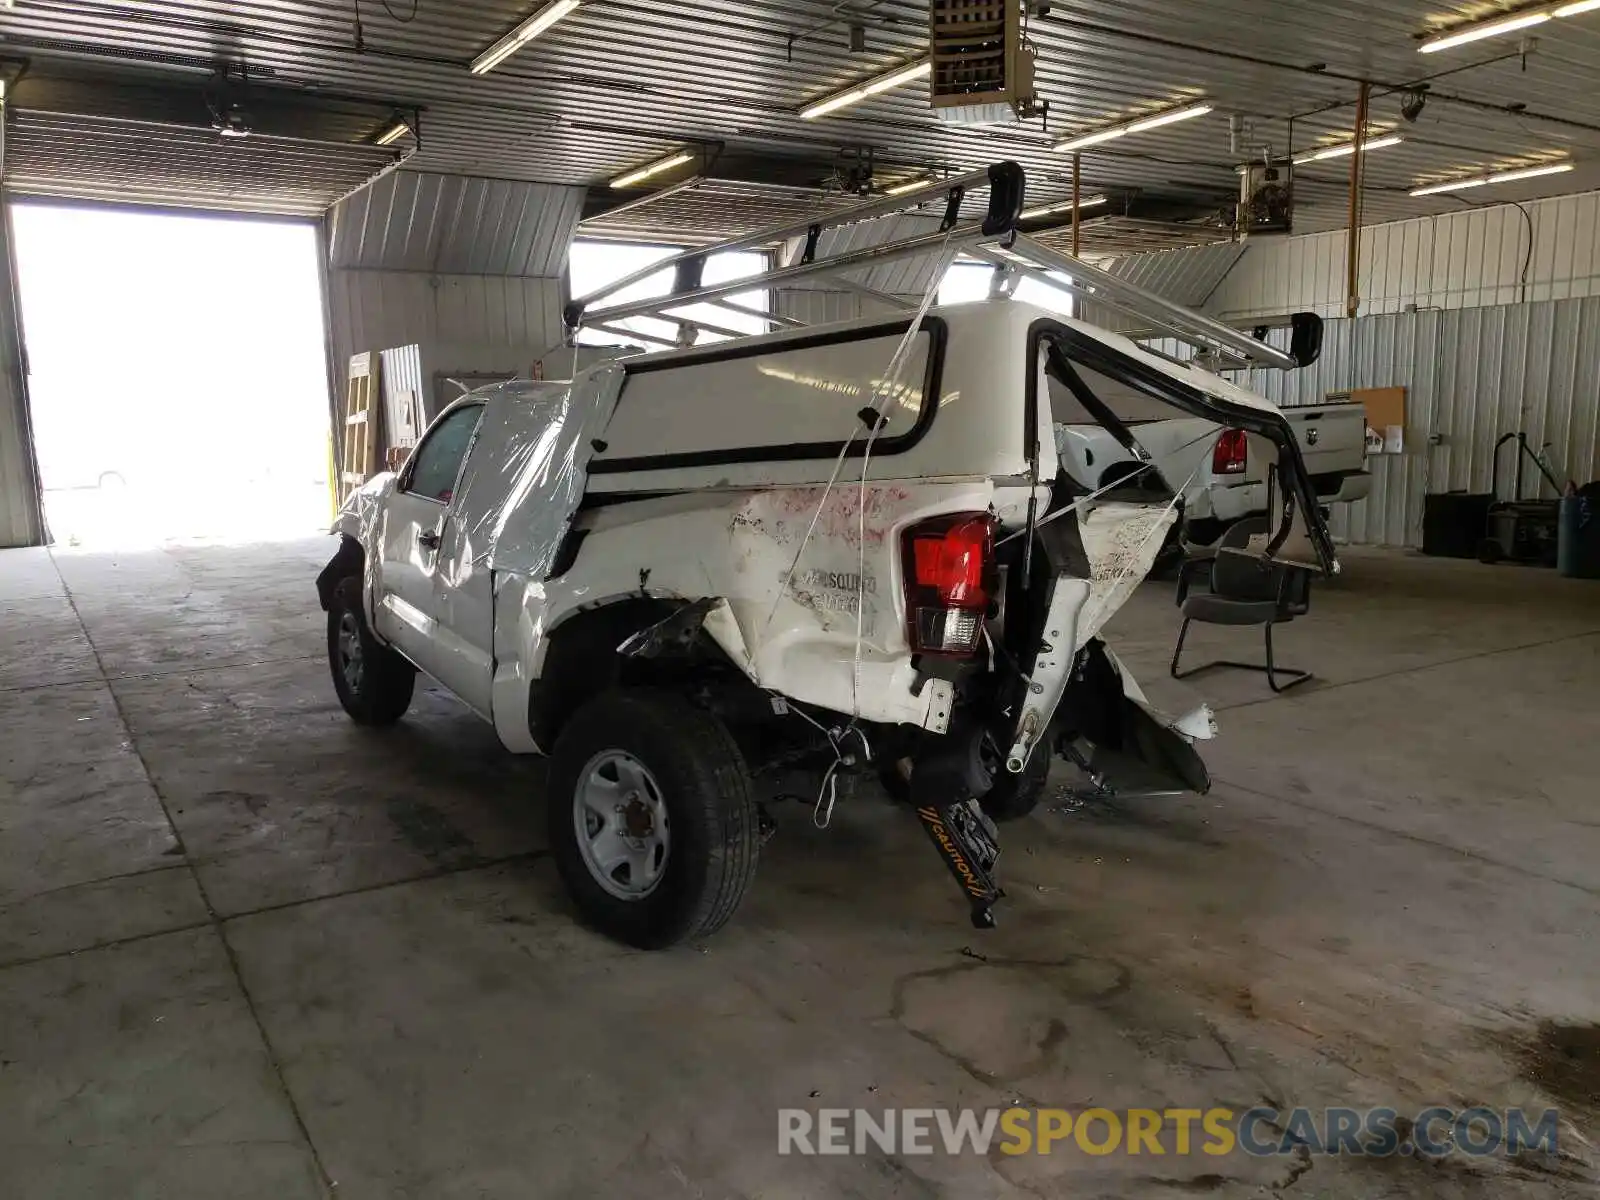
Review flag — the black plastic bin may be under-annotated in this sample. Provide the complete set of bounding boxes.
[1558,494,1600,579]
[1423,492,1493,559]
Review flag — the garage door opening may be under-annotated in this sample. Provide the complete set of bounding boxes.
[11,203,332,547]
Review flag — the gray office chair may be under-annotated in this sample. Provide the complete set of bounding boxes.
[1170,516,1313,693]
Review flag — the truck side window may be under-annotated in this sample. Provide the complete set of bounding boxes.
[403,404,483,503]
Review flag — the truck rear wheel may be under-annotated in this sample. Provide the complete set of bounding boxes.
[878,742,1049,822]
[548,689,759,948]
[980,748,1051,821]
[328,576,416,726]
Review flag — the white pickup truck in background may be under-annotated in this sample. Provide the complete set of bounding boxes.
[1056,397,1370,545]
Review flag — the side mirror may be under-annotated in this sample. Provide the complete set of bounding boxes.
[1287,313,1323,368]
[983,161,1027,236]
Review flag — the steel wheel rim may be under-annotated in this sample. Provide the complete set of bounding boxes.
[337,611,364,693]
[573,750,671,900]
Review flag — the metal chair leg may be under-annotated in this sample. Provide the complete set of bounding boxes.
[1263,622,1312,692]
[1171,619,1312,691]
[1169,618,1192,678]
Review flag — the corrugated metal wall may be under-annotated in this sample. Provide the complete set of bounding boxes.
[325,170,586,385]
[771,213,953,317]
[1220,298,1600,548]
[1100,241,1247,307]
[329,172,583,277]
[327,273,567,367]
[0,205,43,547]
[1204,189,1600,321]
[774,289,921,325]
[1074,241,1247,334]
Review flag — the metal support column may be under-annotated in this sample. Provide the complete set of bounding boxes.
[1345,82,1369,320]
[1071,153,1082,258]
[0,193,45,547]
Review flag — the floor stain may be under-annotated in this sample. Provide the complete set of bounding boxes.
[887,954,1130,1090]
[1054,795,1224,848]
[1509,1021,1600,1116]
[385,794,480,868]
[1136,1174,1231,1194]
[201,788,267,815]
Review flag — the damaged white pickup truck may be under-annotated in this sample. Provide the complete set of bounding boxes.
[317,169,1337,947]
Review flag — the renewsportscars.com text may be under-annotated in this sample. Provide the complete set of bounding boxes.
[778,1106,1560,1159]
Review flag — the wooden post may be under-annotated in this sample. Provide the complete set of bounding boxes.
[1071,152,1082,258]
[1345,82,1369,319]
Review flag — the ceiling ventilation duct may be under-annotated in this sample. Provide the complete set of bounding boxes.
[928,0,1043,126]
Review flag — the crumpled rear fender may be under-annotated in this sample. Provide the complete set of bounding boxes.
[315,536,364,611]
[491,480,1014,742]
[1079,644,1215,795]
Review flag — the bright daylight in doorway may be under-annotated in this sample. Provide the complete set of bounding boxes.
[12,204,331,548]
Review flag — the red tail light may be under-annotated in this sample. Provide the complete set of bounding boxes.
[1212,428,1249,475]
[901,513,993,655]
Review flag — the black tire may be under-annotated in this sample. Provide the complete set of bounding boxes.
[548,689,759,949]
[980,748,1050,822]
[328,575,416,726]
[1147,526,1187,582]
[877,741,1050,822]
[1182,517,1229,548]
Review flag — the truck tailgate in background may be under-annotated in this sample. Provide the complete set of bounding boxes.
[1285,402,1367,479]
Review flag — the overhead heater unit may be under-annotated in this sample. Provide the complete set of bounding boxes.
[928,0,1042,125]
[1238,161,1295,236]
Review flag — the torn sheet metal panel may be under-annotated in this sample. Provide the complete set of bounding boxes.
[1073,501,1180,647]
[1006,576,1091,774]
[1091,645,1215,796]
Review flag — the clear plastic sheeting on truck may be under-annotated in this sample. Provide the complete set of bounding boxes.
[459,365,627,580]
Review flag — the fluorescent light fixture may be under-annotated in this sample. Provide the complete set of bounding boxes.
[1020,195,1109,219]
[799,58,931,120]
[1123,103,1214,134]
[1409,160,1573,196]
[1487,161,1576,183]
[1292,133,1403,165]
[884,176,935,195]
[1419,9,1550,53]
[1055,102,1212,152]
[609,151,694,189]
[471,0,581,75]
[1054,127,1127,152]
[1409,177,1490,197]
[375,120,410,146]
[1555,0,1600,14]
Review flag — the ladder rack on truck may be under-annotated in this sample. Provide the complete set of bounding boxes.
[565,161,1323,374]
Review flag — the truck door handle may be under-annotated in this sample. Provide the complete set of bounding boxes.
[418,528,441,551]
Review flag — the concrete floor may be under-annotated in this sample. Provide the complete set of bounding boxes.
[1,537,1597,1199]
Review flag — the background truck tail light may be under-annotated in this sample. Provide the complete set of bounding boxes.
[1212,428,1249,475]
[901,513,993,654]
